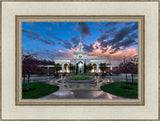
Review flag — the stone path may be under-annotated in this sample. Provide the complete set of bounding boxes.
[39,79,124,99]
[39,90,124,99]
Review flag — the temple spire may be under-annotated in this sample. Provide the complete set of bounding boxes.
[79,33,82,52]
[80,33,82,43]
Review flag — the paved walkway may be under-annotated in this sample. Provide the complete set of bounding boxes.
[39,79,125,99]
[39,90,124,99]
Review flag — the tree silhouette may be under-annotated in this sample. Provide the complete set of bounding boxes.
[84,63,86,73]
[22,54,40,91]
[54,63,62,73]
[127,57,138,84]
[99,63,107,73]
[118,57,138,87]
[86,63,93,73]
[68,63,75,73]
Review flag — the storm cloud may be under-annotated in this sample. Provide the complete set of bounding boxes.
[22,29,56,46]
[77,22,92,38]
[70,36,80,47]
[83,44,94,52]
[98,23,138,54]
[47,33,73,49]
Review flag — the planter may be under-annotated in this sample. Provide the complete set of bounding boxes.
[65,79,95,83]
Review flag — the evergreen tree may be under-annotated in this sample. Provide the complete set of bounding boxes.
[86,63,93,73]
[84,63,86,73]
[76,63,78,73]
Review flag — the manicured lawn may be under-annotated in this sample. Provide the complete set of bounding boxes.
[22,82,59,99]
[100,82,138,99]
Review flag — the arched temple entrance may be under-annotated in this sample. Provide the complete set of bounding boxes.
[76,61,84,73]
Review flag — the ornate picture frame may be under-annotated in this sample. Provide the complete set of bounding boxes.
[1,0,159,120]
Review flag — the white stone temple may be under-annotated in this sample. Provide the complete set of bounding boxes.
[54,38,117,73]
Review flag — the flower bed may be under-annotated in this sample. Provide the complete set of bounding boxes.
[69,76,93,80]
[66,75,95,83]
[68,73,93,76]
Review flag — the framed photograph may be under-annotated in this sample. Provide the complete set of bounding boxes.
[16,15,144,106]
[1,0,159,120]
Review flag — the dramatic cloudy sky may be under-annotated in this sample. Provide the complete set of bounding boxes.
[22,22,138,64]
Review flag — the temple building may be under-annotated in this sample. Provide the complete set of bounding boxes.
[54,39,117,73]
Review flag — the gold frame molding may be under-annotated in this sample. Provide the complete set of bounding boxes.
[15,15,145,106]
[1,0,160,121]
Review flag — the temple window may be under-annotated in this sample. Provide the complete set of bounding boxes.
[79,55,82,58]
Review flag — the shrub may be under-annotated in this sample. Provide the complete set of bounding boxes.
[69,76,92,80]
